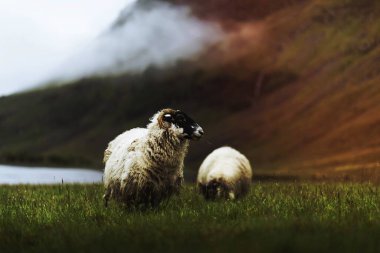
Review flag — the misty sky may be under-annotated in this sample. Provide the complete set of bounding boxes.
[0,0,133,96]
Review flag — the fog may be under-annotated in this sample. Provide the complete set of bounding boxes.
[0,0,223,96]
[0,0,132,96]
[52,0,223,82]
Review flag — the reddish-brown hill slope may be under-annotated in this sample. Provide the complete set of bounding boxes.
[197,0,380,181]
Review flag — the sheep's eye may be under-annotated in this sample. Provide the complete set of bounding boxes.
[163,114,172,122]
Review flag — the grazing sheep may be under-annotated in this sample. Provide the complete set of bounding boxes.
[197,146,252,200]
[103,108,204,208]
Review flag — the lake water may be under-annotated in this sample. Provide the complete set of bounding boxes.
[0,165,103,185]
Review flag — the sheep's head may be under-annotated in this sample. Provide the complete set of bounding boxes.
[150,108,204,140]
[204,178,231,200]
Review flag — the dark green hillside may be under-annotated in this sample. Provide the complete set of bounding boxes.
[1,0,380,181]
[0,62,293,178]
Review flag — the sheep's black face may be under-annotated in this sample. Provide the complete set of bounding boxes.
[204,179,229,200]
[163,110,204,140]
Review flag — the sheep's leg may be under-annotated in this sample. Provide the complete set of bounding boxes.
[228,191,236,200]
[103,188,111,208]
[199,183,208,199]
[173,176,184,195]
[150,195,160,208]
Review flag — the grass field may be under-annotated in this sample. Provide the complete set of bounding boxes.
[0,183,379,253]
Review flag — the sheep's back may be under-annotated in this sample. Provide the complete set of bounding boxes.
[197,146,252,185]
[104,128,148,185]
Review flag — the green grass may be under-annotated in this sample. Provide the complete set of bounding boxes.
[0,183,379,253]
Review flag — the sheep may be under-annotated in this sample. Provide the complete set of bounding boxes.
[103,108,204,208]
[197,146,252,200]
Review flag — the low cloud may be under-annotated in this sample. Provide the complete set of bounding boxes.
[52,0,223,82]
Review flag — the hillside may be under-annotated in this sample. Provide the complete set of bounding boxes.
[1,0,380,182]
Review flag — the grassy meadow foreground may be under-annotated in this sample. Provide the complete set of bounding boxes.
[0,183,379,253]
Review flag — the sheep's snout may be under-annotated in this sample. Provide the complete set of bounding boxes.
[191,126,204,140]
[204,179,228,200]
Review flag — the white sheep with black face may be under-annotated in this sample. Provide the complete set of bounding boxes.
[103,108,204,208]
[197,146,252,200]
